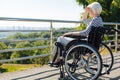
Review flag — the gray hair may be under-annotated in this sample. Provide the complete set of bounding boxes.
[87,2,102,15]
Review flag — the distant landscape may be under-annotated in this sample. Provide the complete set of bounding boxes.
[0,25,75,39]
[0,26,50,39]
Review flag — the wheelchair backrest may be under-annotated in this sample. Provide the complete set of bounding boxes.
[88,26,105,50]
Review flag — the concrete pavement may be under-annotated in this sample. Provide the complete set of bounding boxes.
[0,52,119,80]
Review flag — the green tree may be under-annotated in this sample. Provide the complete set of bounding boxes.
[10,41,34,64]
[32,40,49,65]
[75,23,86,30]
[0,42,10,60]
[76,0,120,22]
[8,32,26,39]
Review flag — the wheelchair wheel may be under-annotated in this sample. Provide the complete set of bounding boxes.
[65,43,102,80]
[99,43,114,75]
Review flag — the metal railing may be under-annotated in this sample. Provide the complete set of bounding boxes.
[0,17,119,63]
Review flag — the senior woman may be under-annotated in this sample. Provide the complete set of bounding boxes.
[52,2,103,65]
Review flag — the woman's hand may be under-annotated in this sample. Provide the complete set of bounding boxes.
[82,7,90,20]
[63,32,72,37]
[85,7,90,13]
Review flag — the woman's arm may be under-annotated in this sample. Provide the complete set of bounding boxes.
[63,32,80,37]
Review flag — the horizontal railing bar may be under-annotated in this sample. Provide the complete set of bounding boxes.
[0,46,49,53]
[103,22,120,25]
[0,54,49,63]
[108,35,120,37]
[0,30,50,32]
[0,38,49,42]
[0,17,82,23]
[110,45,115,47]
[0,17,120,25]
[103,40,114,43]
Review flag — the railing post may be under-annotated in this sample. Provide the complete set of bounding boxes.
[50,21,53,62]
[115,24,118,53]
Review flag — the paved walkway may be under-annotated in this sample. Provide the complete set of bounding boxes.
[0,52,120,80]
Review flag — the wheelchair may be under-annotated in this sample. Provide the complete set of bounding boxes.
[50,26,117,80]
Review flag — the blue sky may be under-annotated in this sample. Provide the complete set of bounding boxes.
[0,0,84,29]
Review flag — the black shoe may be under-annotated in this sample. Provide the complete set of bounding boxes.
[48,62,60,67]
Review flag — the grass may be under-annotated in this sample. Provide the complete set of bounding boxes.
[0,63,40,73]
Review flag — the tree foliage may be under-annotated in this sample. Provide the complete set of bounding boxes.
[0,28,69,65]
[0,42,9,60]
